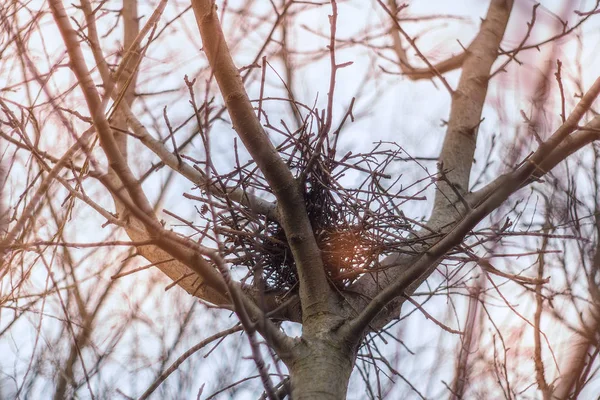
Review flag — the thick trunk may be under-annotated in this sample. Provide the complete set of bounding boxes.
[288,335,355,399]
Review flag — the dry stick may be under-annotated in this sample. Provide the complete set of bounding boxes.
[259,378,291,400]
[475,257,549,286]
[258,56,267,123]
[403,296,463,335]
[163,106,182,165]
[555,59,567,124]
[280,15,304,129]
[534,226,551,400]
[111,258,174,280]
[299,0,353,184]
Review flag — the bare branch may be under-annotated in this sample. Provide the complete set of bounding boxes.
[433,0,514,213]
[190,0,333,321]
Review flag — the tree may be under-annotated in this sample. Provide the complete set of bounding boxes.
[2,0,600,398]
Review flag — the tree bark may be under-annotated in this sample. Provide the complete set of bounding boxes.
[288,333,356,400]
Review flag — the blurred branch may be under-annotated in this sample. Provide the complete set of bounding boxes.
[383,0,463,87]
[450,277,483,399]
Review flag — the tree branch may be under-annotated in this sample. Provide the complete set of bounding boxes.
[382,0,463,88]
[433,0,513,214]
[48,0,156,221]
[346,0,514,330]
[190,0,333,321]
[345,74,600,338]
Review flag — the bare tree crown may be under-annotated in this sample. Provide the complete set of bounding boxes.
[1,0,600,399]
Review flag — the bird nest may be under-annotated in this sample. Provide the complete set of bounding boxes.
[193,129,424,292]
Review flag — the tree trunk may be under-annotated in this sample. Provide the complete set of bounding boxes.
[288,335,356,399]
